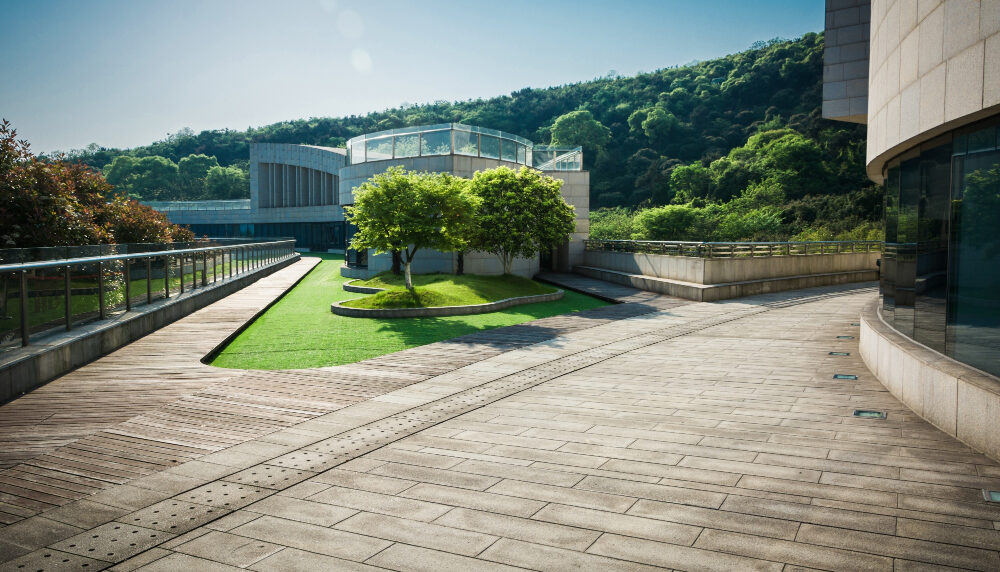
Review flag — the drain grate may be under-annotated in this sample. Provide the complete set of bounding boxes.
[176,481,271,510]
[829,351,850,356]
[983,490,1000,502]
[123,499,229,533]
[0,549,107,571]
[853,409,886,419]
[49,522,174,563]
[833,374,858,380]
[224,464,316,490]
[836,335,854,339]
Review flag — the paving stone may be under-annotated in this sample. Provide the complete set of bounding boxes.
[435,507,601,551]
[307,485,452,522]
[248,547,383,572]
[172,530,282,567]
[589,533,785,571]
[0,516,85,551]
[173,481,272,510]
[229,515,390,562]
[398,483,545,518]
[479,537,667,572]
[244,495,356,526]
[486,479,636,512]
[369,462,500,490]
[366,543,525,572]
[310,468,416,494]
[0,549,109,571]
[121,499,229,533]
[336,511,497,556]
[130,552,243,571]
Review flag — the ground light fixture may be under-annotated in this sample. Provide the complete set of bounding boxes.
[983,490,1000,502]
[829,351,850,356]
[833,374,858,380]
[837,335,854,339]
[853,409,886,419]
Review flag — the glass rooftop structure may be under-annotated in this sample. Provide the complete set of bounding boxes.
[345,123,582,171]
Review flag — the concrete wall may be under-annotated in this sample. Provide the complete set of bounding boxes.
[582,250,880,284]
[860,299,1000,461]
[866,0,1000,181]
[363,250,539,279]
[0,255,300,404]
[251,143,346,209]
[823,0,872,123]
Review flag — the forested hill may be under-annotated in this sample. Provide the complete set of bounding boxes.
[65,32,879,240]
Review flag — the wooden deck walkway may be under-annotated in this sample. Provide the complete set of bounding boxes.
[0,264,688,528]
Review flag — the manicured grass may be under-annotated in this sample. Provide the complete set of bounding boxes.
[210,253,609,370]
[343,273,557,309]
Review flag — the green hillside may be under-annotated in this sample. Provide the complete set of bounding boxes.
[64,32,879,240]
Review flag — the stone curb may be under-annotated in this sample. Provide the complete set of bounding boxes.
[342,279,386,294]
[331,289,564,318]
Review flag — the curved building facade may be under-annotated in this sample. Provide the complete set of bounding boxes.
[825,0,1000,457]
[154,124,589,278]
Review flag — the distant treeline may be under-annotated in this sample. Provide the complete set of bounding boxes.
[60,32,879,240]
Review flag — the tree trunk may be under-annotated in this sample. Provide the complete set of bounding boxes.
[404,261,413,290]
[391,250,401,275]
[456,251,464,275]
[502,254,513,275]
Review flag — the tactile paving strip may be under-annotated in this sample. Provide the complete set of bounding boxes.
[268,450,349,472]
[123,499,230,533]
[49,522,174,563]
[175,482,271,510]
[223,464,317,489]
[0,549,108,571]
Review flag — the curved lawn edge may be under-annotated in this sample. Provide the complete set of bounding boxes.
[342,279,386,294]
[331,289,565,318]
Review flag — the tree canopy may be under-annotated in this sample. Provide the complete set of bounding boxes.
[345,167,478,288]
[467,167,576,274]
[0,119,193,248]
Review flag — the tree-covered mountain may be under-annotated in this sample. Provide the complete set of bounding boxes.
[62,32,880,240]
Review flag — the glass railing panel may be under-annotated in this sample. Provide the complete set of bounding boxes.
[104,260,128,316]
[454,131,478,156]
[517,143,527,165]
[0,273,20,347]
[395,134,420,158]
[480,135,500,159]
[421,130,451,156]
[501,138,517,163]
[366,137,393,161]
[70,263,101,328]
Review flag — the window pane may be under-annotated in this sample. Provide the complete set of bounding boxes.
[501,138,516,162]
[421,130,451,155]
[881,165,899,325]
[947,144,1000,376]
[366,137,393,161]
[395,134,419,158]
[893,156,920,337]
[517,144,526,164]
[912,143,951,352]
[454,131,478,156]
[480,135,499,159]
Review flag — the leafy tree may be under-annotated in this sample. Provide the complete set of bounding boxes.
[178,154,218,180]
[468,166,575,275]
[204,165,249,199]
[632,205,698,240]
[0,119,192,248]
[346,167,478,289]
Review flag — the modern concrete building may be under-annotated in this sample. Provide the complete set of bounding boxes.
[824,0,1000,457]
[153,123,589,279]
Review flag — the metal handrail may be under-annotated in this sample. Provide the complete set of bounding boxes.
[584,240,884,258]
[1,239,297,350]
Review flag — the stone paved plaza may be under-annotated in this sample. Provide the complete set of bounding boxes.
[1,267,999,571]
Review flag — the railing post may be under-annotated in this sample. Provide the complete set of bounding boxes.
[202,253,208,286]
[98,261,106,320]
[229,249,233,278]
[179,256,184,294]
[125,260,132,311]
[20,270,29,346]
[165,256,171,298]
[146,257,152,304]
[64,265,72,331]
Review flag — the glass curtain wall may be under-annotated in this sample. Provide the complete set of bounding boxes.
[880,119,1000,376]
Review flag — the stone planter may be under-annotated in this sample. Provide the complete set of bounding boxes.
[331,289,564,318]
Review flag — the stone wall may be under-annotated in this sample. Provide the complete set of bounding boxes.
[866,0,1000,181]
[823,0,872,123]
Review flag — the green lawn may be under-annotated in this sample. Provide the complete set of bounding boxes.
[343,273,558,309]
[210,253,609,370]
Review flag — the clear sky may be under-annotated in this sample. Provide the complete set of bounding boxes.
[1,0,824,154]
